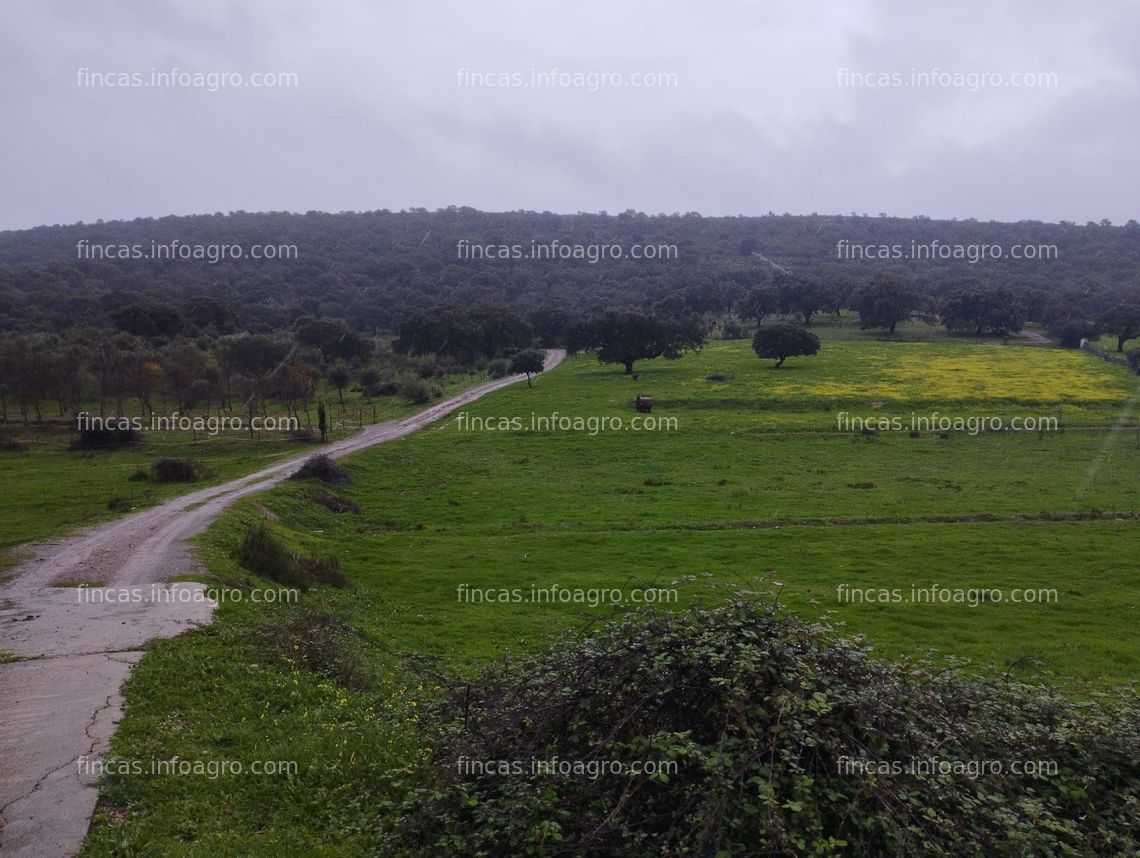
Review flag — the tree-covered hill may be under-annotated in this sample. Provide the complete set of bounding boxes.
[1,208,1137,334]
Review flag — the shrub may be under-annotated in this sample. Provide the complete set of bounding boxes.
[487,358,511,379]
[376,380,402,397]
[290,454,350,485]
[416,360,447,379]
[705,373,731,382]
[150,457,206,483]
[400,377,432,404]
[107,496,132,512]
[70,426,144,450]
[235,523,350,591]
[128,466,149,482]
[383,596,1140,856]
[312,490,360,514]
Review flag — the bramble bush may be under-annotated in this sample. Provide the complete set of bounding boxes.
[383,596,1139,856]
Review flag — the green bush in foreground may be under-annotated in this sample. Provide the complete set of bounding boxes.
[384,597,1139,856]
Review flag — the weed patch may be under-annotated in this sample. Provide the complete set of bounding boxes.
[253,608,374,691]
[235,524,350,590]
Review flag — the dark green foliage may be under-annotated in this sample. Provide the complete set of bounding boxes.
[399,377,433,404]
[294,315,373,362]
[182,295,234,332]
[753,322,821,367]
[940,287,1024,336]
[110,300,183,337]
[736,285,778,323]
[1,210,1137,344]
[773,271,835,325]
[217,332,291,378]
[396,305,533,362]
[358,366,382,395]
[149,457,206,482]
[69,425,144,450]
[106,495,132,512]
[718,320,744,340]
[1048,314,1099,348]
[1099,301,1140,352]
[566,309,705,375]
[509,349,545,386]
[290,454,350,484]
[384,597,1140,857]
[851,272,922,334]
[327,363,351,404]
[527,305,572,347]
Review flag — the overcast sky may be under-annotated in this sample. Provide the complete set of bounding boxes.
[1,0,1137,231]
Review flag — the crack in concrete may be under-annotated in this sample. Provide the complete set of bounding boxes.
[12,648,147,664]
[0,677,116,819]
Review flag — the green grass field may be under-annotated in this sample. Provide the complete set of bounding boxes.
[74,328,1140,854]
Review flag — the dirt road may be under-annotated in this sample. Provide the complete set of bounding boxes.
[0,350,564,857]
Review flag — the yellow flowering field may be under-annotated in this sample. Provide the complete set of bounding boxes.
[690,340,1136,407]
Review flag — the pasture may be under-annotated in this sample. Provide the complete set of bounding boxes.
[78,329,1140,854]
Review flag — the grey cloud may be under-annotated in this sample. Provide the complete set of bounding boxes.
[0,0,1135,230]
